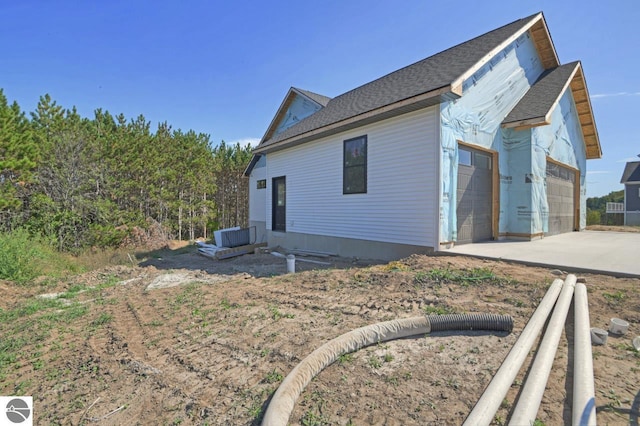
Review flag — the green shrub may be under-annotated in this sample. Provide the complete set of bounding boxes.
[586,209,601,225]
[0,229,44,284]
[88,223,127,248]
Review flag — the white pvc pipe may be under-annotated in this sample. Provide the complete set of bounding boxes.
[286,255,295,273]
[463,278,565,426]
[573,282,596,426]
[509,274,576,425]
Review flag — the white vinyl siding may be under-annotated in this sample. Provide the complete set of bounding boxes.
[266,106,439,247]
[248,165,267,223]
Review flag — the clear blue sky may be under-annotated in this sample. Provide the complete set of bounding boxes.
[2,1,638,197]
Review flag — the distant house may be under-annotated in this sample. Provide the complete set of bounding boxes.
[244,12,602,260]
[620,159,640,226]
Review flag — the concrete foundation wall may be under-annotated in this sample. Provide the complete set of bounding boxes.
[267,230,434,261]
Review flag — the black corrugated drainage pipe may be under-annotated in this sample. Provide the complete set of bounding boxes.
[261,313,513,426]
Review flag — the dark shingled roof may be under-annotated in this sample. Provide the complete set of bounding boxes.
[255,12,541,153]
[502,61,580,127]
[294,88,331,107]
[621,161,640,184]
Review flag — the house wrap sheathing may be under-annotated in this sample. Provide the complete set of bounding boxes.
[245,12,602,260]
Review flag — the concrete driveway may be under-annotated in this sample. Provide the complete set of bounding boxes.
[446,231,640,278]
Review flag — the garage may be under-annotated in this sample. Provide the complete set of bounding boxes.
[546,161,577,235]
[456,145,494,244]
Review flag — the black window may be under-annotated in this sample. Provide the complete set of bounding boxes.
[256,179,266,189]
[343,136,367,194]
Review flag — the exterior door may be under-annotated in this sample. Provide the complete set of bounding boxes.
[546,162,576,235]
[456,146,493,244]
[272,176,286,232]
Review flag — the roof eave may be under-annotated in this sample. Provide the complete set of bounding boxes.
[571,65,602,159]
[529,12,561,69]
[243,154,261,177]
[254,85,456,155]
[502,117,550,131]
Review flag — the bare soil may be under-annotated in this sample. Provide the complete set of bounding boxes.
[586,224,640,233]
[1,246,638,425]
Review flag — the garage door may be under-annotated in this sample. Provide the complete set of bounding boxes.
[457,146,493,244]
[546,162,576,235]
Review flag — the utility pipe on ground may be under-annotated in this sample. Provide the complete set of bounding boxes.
[573,282,596,426]
[509,274,576,425]
[261,314,513,426]
[463,278,565,426]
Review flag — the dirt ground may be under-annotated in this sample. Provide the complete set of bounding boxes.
[586,224,640,233]
[1,245,638,425]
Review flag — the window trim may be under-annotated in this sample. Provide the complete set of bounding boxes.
[343,135,367,194]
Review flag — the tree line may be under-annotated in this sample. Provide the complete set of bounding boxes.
[0,89,252,251]
[586,190,624,226]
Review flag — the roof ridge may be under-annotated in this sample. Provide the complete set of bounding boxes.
[255,12,556,154]
[332,13,542,102]
[293,87,329,98]
[292,87,332,107]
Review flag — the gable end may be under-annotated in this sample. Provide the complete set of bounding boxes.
[260,87,331,143]
[502,61,602,159]
[621,161,640,184]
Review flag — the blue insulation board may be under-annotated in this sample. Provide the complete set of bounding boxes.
[439,31,588,242]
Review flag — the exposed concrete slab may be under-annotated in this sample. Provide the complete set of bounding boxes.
[444,231,640,278]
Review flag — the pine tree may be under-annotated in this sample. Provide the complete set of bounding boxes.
[0,87,252,249]
[0,90,37,228]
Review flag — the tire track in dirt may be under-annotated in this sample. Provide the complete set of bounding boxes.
[17,252,638,425]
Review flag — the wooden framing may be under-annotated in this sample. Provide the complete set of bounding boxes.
[529,18,559,69]
[499,232,544,240]
[492,151,500,240]
[546,156,580,231]
[214,243,268,260]
[569,66,602,159]
[457,141,500,241]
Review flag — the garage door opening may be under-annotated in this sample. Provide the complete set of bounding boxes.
[545,160,578,236]
[456,144,497,244]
